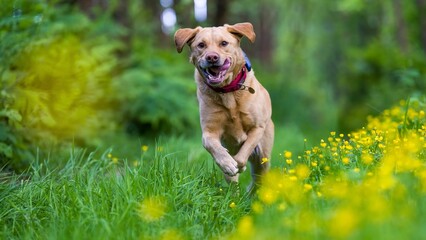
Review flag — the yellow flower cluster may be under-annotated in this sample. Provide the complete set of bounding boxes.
[230,98,426,239]
[137,196,167,222]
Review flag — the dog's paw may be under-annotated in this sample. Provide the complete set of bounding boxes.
[233,155,247,169]
[217,158,239,176]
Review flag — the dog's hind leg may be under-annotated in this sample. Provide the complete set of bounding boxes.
[247,119,274,193]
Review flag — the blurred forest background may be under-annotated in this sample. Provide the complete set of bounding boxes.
[1,0,426,171]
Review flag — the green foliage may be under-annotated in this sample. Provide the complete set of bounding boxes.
[0,0,47,168]
[11,35,117,139]
[0,1,121,170]
[245,0,426,133]
[113,46,199,135]
[0,0,202,170]
[2,0,426,173]
[339,41,426,130]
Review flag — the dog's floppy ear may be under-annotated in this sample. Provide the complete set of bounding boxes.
[174,27,201,53]
[226,22,256,43]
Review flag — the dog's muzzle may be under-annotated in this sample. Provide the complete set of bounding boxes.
[199,57,231,85]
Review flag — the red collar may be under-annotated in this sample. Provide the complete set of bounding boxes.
[206,66,248,94]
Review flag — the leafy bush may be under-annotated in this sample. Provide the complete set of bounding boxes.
[0,0,202,170]
[338,41,426,130]
[0,2,121,170]
[11,35,118,140]
[260,0,426,133]
[113,44,199,135]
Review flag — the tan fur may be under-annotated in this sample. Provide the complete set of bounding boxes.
[174,22,274,191]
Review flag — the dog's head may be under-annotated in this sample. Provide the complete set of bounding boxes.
[174,23,256,87]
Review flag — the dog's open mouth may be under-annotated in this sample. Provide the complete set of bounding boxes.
[200,59,231,85]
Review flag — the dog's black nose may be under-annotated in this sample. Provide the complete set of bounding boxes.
[206,53,219,63]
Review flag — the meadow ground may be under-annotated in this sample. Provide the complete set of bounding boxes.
[1,98,426,239]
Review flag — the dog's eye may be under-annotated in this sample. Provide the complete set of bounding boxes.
[220,41,229,47]
[197,42,206,49]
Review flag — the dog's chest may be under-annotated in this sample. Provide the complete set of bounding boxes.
[220,94,253,144]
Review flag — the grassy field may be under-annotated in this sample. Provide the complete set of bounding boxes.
[0,137,251,239]
[1,98,426,240]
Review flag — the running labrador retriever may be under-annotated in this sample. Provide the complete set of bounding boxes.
[174,22,274,191]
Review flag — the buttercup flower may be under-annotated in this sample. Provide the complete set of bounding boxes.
[141,145,149,152]
[137,196,167,222]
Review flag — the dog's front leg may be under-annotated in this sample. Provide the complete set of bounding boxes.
[234,125,265,171]
[202,132,239,177]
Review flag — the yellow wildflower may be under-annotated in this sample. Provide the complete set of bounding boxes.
[278,202,287,211]
[259,188,277,204]
[342,157,350,165]
[295,164,310,179]
[284,151,292,158]
[229,202,237,209]
[304,183,313,192]
[362,153,374,165]
[289,176,298,181]
[252,201,263,214]
[138,196,166,222]
[141,145,149,152]
[329,207,359,238]
[235,216,254,238]
[261,157,269,164]
[159,229,184,240]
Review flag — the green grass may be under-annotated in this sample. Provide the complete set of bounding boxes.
[0,147,250,239]
[0,117,325,239]
[0,124,310,239]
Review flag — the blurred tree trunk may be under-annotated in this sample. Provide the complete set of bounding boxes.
[213,0,230,25]
[256,4,275,65]
[115,0,130,29]
[393,0,408,52]
[71,0,108,18]
[416,0,426,53]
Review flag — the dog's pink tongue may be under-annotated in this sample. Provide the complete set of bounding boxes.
[220,59,231,71]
